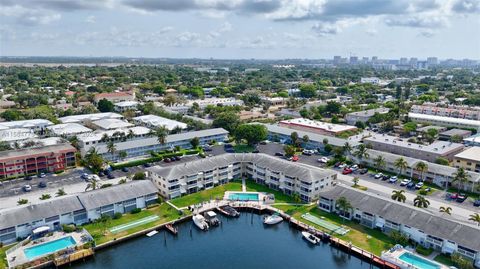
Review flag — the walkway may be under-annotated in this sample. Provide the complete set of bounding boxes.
[242,177,246,192]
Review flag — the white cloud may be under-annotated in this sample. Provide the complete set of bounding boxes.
[85,15,96,23]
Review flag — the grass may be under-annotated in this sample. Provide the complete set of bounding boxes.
[352,185,368,191]
[233,144,255,153]
[170,182,243,208]
[273,204,395,256]
[83,203,187,245]
[434,254,456,267]
[415,245,434,256]
[245,180,299,204]
[0,245,12,269]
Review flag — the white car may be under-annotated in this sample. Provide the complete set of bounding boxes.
[415,182,424,189]
[400,179,411,186]
[317,157,330,163]
[389,176,398,183]
[374,173,383,179]
[350,165,359,171]
[23,184,32,192]
[338,163,347,169]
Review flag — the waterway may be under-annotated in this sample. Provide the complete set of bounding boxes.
[73,213,378,269]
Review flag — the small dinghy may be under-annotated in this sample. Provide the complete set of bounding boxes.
[146,230,158,237]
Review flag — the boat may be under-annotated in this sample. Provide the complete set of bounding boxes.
[203,211,220,226]
[193,214,209,230]
[165,224,178,235]
[218,205,240,217]
[146,230,158,237]
[263,213,283,225]
[302,231,320,244]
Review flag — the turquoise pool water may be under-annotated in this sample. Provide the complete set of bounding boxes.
[228,192,259,201]
[24,236,77,260]
[399,252,441,269]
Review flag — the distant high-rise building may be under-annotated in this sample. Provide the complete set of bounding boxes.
[333,56,341,64]
[427,57,438,65]
[400,57,408,65]
[409,57,418,66]
[362,57,369,64]
[349,56,358,64]
[372,56,378,64]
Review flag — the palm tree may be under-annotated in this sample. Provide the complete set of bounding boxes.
[394,157,408,176]
[336,196,353,222]
[118,151,128,160]
[107,141,116,159]
[343,142,352,155]
[413,195,430,208]
[302,135,309,146]
[439,206,452,215]
[469,213,480,226]
[290,132,299,147]
[352,177,359,187]
[415,161,428,181]
[452,167,470,192]
[374,155,386,172]
[156,126,168,145]
[391,190,406,203]
[354,144,369,163]
[85,177,102,191]
[56,188,66,197]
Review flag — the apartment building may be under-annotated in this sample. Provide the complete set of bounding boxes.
[59,112,124,125]
[363,134,464,163]
[408,113,480,131]
[0,119,54,132]
[78,127,228,161]
[132,115,188,131]
[345,108,390,125]
[354,149,480,190]
[319,186,480,266]
[0,181,158,244]
[93,91,135,103]
[279,118,357,136]
[46,123,92,138]
[114,101,139,112]
[165,98,244,114]
[411,104,480,121]
[454,147,480,173]
[147,153,337,202]
[0,144,76,179]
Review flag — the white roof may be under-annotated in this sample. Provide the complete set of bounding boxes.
[364,134,464,154]
[47,123,92,136]
[455,147,480,162]
[280,118,357,133]
[92,119,134,130]
[133,115,188,131]
[114,101,139,107]
[32,226,50,234]
[59,112,123,123]
[0,128,36,142]
[0,119,53,129]
[409,113,480,128]
[78,126,151,143]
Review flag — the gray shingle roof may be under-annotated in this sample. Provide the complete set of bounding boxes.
[147,153,336,182]
[320,186,480,251]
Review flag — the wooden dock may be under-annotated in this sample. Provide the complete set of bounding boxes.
[54,248,94,267]
[165,224,178,235]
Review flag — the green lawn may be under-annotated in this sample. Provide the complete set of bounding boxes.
[83,203,187,245]
[434,254,456,267]
[234,144,255,153]
[170,182,243,208]
[245,180,299,204]
[0,245,12,269]
[274,204,394,256]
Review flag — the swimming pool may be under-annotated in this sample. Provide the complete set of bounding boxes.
[24,236,77,260]
[228,192,259,201]
[398,252,441,269]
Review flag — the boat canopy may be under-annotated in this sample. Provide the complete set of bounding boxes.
[206,211,217,217]
[33,226,50,234]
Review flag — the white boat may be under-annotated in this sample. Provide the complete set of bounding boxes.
[263,213,283,225]
[193,214,209,230]
[146,230,158,237]
[302,231,320,244]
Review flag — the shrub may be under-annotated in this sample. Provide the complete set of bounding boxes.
[415,245,434,256]
[62,224,76,233]
[113,212,122,219]
[389,230,409,246]
[100,183,112,188]
[132,172,146,180]
[419,189,428,195]
[130,208,141,214]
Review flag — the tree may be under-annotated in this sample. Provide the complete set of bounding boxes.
[56,188,66,197]
[425,128,438,143]
[118,151,128,160]
[415,162,428,181]
[163,94,178,106]
[97,214,112,235]
[302,135,309,146]
[434,157,449,165]
[84,148,104,173]
[212,111,240,133]
[190,137,200,149]
[413,195,430,208]
[374,155,386,172]
[85,176,102,191]
[107,141,116,159]
[335,197,352,222]
[452,167,470,192]
[290,132,299,147]
[450,134,463,143]
[403,122,417,134]
[283,145,296,157]
[389,230,409,246]
[354,144,369,162]
[17,199,28,205]
[451,253,474,269]
[299,83,317,98]
[439,206,452,215]
[391,190,406,203]
[97,98,114,112]
[322,138,329,146]
[39,194,51,200]
[469,213,480,226]
[343,142,352,155]
[132,172,146,180]
[155,126,168,145]
[234,124,268,146]
[355,121,366,129]
[352,177,359,187]
[394,157,408,176]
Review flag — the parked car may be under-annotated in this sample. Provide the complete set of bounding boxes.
[447,193,459,200]
[24,175,33,181]
[164,158,171,163]
[334,162,342,168]
[81,173,89,180]
[350,165,359,171]
[252,149,260,153]
[23,184,32,192]
[374,173,383,179]
[38,173,46,178]
[338,163,347,169]
[143,163,152,167]
[260,141,267,145]
[174,156,182,161]
[275,152,284,157]
[121,167,129,172]
[292,155,299,162]
[38,181,47,188]
[400,179,412,186]
[456,193,468,203]
[389,176,398,184]
[473,200,480,207]
[98,171,105,177]
[342,168,353,175]
[107,173,115,179]
[358,168,368,174]
[415,182,424,189]
[318,157,329,163]
[204,147,213,152]
[302,149,314,156]
[382,175,390,181]
[406,182,415,189]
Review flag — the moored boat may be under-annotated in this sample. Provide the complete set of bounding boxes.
[204,211,221,226]
[193,214,209,230]
[218,205,240,217]
[263,213,283,225]
[302,231,320,244]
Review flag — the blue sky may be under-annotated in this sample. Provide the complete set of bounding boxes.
[1,0,479,59]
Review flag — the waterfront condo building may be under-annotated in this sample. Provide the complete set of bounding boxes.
[319,186,480,267]
[0,181,158,244]
[279,118,357,136]
[0,144,76,179]
[147,153,337,202]
[363,134,464,163]
[408,112,480,131]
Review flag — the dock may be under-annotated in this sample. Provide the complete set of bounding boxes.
[53,248,94,267]
[165,224,178,235]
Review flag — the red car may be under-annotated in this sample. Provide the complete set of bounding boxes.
[342,168,353,175]
[292,155,299,162]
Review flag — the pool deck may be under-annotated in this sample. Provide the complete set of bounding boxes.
[381,248,449,269]
[223,191,272,203]
[6,230,88,268]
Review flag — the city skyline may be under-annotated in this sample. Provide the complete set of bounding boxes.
[1,0,479,59]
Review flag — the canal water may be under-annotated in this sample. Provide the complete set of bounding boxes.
[73,213,378,269]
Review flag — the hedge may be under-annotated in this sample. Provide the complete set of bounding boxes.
[110,149,201,170]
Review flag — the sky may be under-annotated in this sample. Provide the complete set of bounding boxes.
[0,0,479,59]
